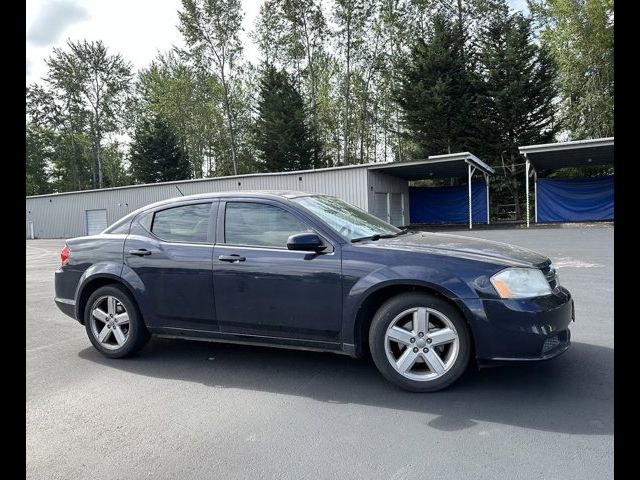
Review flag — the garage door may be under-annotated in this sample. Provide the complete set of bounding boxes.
[390,193,404,226]
[86,209,108,236]
[372,192,389,222]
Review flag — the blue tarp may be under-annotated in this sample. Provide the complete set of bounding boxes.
[537,176,614,222]
[409,183,487,224]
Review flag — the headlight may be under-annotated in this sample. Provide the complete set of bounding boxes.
[490,268,552,299]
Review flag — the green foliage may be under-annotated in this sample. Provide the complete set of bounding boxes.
[528,0,614,138]
[102,143,132,187]
[479,11,559,215]
[26,83,95,192]
[129,116,191,184]
[26,125,53,195]
[45,39,134,188]
[137,52,226,178]
[396,14,477,157]
[25,0,612,222]
[258,0,328,166]
[253,65,314,172]
[178,0,245,175]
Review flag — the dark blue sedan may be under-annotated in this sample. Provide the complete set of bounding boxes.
[54,191,573,392]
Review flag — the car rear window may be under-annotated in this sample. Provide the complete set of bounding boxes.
[151,203,212,243]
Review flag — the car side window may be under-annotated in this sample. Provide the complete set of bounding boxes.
[137,211,153,232]
[151,203,211,243]
[224,202,312,248]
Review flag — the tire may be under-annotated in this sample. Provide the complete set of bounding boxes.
[369,292,471,392]
[84,284,150,358]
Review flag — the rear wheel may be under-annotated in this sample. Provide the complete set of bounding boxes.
[369,292,471,392]
[84,285,150,358]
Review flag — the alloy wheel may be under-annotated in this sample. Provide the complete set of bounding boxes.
[89,295,130,350]
[384,307,460,382]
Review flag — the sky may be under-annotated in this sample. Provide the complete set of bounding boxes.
[26,0,528,86]
[25,0,262,85]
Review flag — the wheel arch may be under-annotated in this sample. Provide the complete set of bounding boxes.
[350,282,477,359]
[75,275,139,325]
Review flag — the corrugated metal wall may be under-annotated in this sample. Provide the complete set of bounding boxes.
[367,171,410,226]
[26,167,372,238]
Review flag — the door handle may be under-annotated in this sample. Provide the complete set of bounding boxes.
[129,249,152,257]
[218,254,246,263]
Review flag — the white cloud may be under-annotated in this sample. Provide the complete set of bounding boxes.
[26,0,90,46]
[25,0,263,86]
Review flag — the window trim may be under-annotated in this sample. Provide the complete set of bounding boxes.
[217,199,334,252]
[142,201,217,245]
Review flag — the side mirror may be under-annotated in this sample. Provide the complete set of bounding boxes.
[286,232,327,252]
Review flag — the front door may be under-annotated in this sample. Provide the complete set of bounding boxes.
[124,201,217,331]
[213,200,343,343]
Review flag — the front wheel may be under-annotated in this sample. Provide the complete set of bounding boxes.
[84,284,150,358]
[369,292,472,392]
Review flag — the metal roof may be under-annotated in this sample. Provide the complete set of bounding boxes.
[25,163,375,199]
[26,152,493,200]
[519,137,614,170]
[368,152,494,180]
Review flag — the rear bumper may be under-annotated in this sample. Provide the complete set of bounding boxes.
[470,287,574,367]
[54,297,77,320]
[55,267,82,321]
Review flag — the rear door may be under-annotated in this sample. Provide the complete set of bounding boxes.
[123,201,218,332]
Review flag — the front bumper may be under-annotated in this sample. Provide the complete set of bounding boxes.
[469,287,574,367]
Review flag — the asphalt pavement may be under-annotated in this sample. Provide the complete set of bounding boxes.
[26,225,613,480]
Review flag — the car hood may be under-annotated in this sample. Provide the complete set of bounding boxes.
[359,231,549,268]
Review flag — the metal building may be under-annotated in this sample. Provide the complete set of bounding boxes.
[26,153,493,239]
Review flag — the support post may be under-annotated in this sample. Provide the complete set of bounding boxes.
[525,157,530,228]
[485,173,490,225]
[386,192,391,224]
[534,169,538,223]
[468,164,476,230]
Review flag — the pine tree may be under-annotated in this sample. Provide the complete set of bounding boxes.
[253,65,314,172]
[129,116,191,184]
[396,14,477,158]
[479,11,558,218]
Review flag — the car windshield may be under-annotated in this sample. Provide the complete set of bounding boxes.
[293,195,403,241]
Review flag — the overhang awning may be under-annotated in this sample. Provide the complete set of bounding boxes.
[519,137,614,227]
[368,152,493,229]
[518,137,614,170]
[368,152,494,179]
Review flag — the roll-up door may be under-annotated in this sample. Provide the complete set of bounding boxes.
[390,193,404,226]
[86,209,108,236]
[372,192,389,222]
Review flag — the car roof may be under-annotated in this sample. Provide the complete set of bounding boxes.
[134,190,323,216]
[156,190,322,206]
[104,190,327,233]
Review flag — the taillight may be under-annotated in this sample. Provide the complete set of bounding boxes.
[60,245,70,266]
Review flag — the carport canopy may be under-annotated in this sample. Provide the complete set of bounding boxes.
[518,137,614,226]
[369,152,495,229]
